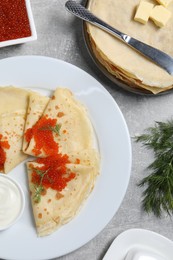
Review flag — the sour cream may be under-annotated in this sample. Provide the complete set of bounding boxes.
[0,174,25,230]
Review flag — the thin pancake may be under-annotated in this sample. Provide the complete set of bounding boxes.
[23,92,49,152]
[0,87,30,173]
[90,37,172,94]
[24,88,95,157]
[87,0,173,92]
[27,149,99,236]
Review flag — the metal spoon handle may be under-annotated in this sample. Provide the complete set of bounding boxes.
[65,0,173,75]
[65,0,123,40]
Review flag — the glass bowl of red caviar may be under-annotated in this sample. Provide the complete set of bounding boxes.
[0,0,37,48]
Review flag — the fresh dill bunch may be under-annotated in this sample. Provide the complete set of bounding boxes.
[135,119,173,217]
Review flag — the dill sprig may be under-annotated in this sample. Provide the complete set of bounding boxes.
[135,119,173,217]
[33,185,44,204]
[33,168,48,203]
[39,124,61,135]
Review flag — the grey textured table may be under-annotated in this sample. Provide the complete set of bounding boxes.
[1,1,173,260]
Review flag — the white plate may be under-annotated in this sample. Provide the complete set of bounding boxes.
[103,229,173,260]
[0,56,132,260]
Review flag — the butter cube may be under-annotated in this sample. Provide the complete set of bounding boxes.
[134,1,154,24]
[155,0,173,7]
[150,5,171,27]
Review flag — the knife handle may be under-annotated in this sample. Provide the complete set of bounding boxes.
[65,0,124,40]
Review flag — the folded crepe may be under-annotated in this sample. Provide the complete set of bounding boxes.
[24,88,95,157]
[0,87,30,173]
[0,86,100,237]
[27,149,100,236]
[87,0,173,94]
[24,88,100,236]
[23,92,50,152]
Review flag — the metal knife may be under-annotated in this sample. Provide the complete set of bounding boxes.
[65,0,173,76]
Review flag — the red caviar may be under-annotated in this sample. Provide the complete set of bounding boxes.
[25,116,59,156]
[32,154,76,192]
[27,116,77,194]
[0,134,10,171]
[0,0,31,42]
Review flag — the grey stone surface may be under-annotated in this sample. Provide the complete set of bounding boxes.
[1,0,173,259]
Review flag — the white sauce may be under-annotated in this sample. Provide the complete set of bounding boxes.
[0,175,22,229]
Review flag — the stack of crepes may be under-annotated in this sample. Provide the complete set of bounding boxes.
[0,86,99,236]
[87,0,173,94]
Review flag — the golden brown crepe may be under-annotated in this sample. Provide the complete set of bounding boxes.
[0,86,100,236]
[87,0,173,94]
[24,88,95,157]
[23,92,50,152]
[0,87,30,173]
[23,88,100,236]
[27,149,99,237]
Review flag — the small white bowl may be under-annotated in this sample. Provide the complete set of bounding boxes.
[125,248,166,260]
[0,173,25,231]
[0,0,37,48]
